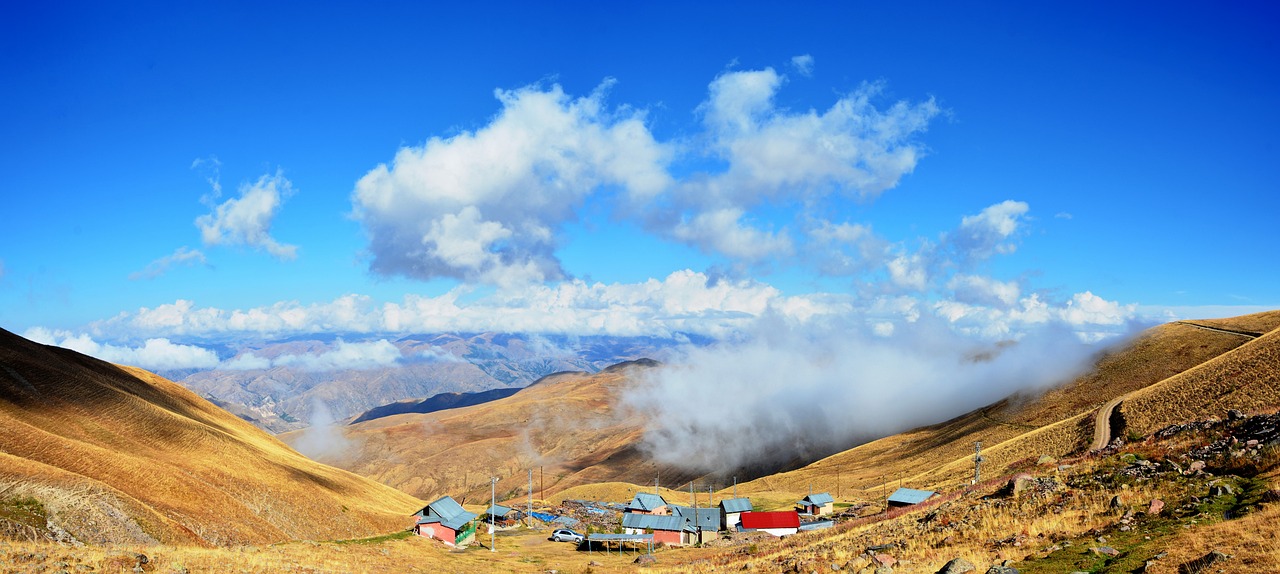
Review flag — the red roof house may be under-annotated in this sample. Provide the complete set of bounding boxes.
[738,511,800,537]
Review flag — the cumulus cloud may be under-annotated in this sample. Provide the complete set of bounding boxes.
[351,80,671,287]
[949,274,1021,308]
[790,54,814,77]
[950,200,1029,262]
[129,246,208,280]
[196,171,298,260]
[22,328,220,371]
[225,339,404,371]
[89,270,816,340]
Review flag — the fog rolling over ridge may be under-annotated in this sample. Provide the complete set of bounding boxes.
[624,312,1131,473]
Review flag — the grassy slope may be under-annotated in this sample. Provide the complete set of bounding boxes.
[737,311,1280,500]
[0,328,422,546]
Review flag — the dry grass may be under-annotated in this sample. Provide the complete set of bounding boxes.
[1124,326,1280,436]
[0,329,422,547]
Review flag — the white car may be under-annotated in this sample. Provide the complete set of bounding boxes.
[550,528,585,543]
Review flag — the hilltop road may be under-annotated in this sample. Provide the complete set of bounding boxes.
[1174,321,1262,339]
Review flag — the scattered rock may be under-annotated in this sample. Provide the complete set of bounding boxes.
[984,566,1018,574]
[633,554,657,565]
[1188,460,1206,473]
[1227,409,1245,421]
[873,554,897,567]
[874,568,894,574]
[1090,546,1120,557]
[1207,482,1235,497]
[1148,498,1165,515]
[935,557,975,574]
[1109,495,1123,510]
[1178,549,1229,574]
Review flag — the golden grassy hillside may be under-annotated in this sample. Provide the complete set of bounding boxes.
[738,311,1280,500]
[281,366,704,506]
[0,328,422,546]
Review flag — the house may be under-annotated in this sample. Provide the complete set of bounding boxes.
[719,498,753,530]
[413,496,478,547]
[625,492,669,515]
[738,511,800,537]
[887,487,937,508]
[671,505,722,532]
[482,504,522,528]
[621,512,697,546]
[797,492,835,516]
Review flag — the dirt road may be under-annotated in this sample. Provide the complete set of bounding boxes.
[1091,396,1125,451]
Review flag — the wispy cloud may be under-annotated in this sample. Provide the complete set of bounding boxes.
[196,170,298,260]
[790,54,814,77]
[129,246,208,280]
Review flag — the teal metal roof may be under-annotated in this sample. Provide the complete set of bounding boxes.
[485,504,514,517]
[670,506,721,531]
[799,493,835,506]
[621,513,695,532]
[627,492,667,512]
[719,498,753,513]
[887,487,936,505]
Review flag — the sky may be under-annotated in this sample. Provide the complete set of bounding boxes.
[3,1,1279,368]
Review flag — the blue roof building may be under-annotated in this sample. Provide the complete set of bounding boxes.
[626,492,669,514]
[887,487,936,507]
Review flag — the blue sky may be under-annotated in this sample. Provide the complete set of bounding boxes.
[3,2,1278,362]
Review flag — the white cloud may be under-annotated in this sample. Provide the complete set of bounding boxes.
[195,171,298,260]
[351,81,672,287]
[790,54,815,77]
[227,339,405,372]
[129,246,208,280]
[86,270,834,340]
[950,200,1029,262]
[23,328,220,371]
[948,274,1021,308]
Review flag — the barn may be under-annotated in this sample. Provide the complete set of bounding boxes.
[621,512,696,546]
[887,487,937,508]
[797,492,835,516]
[738,511,800,537]
[625,492,669,515]
[719,498,753,530]
[413,496,478,547]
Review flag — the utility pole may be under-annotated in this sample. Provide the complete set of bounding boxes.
[733,476,737,500]
[540,466,544,502]
[837,470,841,499]
[973,441,985,485]
[528,468,533,529]
[490,477,498,552]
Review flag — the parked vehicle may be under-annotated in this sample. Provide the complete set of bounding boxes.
[550,528,585,543]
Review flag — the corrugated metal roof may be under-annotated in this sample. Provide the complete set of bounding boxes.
[670,506,721,531]
[420,496,467,520]
[798,493,834,506]
[622,513,694,532]
[588,533,654,542]
[485,504,514,517]
[627,492,667,512]
[887,487,936,505]
[439,510,477,531]
[719,498,753,513]
[739,511,800,530]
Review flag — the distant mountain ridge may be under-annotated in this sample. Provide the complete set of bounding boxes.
[174,333,693,433]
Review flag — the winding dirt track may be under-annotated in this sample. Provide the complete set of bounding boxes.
[1091,396,1126,451]
[1174,321,1262,339]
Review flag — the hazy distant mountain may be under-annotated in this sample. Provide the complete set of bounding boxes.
[175,332,694,433]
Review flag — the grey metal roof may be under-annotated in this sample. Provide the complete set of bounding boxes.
[670,506,722,531]
[621,512,695,532]
[798,493,835,506]
[719,498,753,513]
[485,504,514,517]
[440,510,477,531]
[588,533,655,542]
[417,496,477,530]
[887,487,936,505]
[627,492,667,512]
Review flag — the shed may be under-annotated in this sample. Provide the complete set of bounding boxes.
[413,496,478,547]
[738,511,800,537]
[482,504,522,527]
[719,498,753,530]
[621,512,697,546]
[887,487,937,508]
[626,492,669,515]
[797,492,835,516]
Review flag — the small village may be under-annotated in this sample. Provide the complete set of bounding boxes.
[411,482,939,557]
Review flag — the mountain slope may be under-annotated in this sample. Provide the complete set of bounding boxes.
[739,310,1280,498]
[0,328,422,546]
[280,363,703,504]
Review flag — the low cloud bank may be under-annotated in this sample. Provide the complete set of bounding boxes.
[622,312,1133,474]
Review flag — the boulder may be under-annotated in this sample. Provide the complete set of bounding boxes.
[1148,498,1164,515]
[1178,549,1229,574]
[935,557,976,574]
[873,554,897,567]
[1090,546,1120,557]
[633,554,657,565]
[984,566,1018,574]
